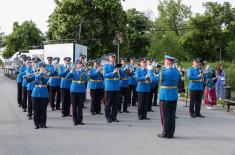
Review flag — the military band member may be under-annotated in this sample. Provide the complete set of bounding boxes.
[24,60,35,119]
[153,64,161,106]
[79,55,88,108]
[128,57,137,106]
[188,58,205,118]
[150,55,180,138]
[66,60,87,126]
[21,56,32,112]
[135,58,151,120]
[16,55,27,107]
[147,58,154,112]
[103,54,121,123]
[119,58,130,113]
[59,57,72,117]
[88,60,104,115]
[32,62,49,129]
[47,57,61,111]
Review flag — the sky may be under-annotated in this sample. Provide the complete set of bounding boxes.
[0,0,234,35]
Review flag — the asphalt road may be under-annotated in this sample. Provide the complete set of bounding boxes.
[0,69,235,155]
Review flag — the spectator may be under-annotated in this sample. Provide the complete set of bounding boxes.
[216,64,225,100]
[204,66,217,109]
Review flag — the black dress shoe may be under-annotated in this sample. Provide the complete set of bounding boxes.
[196,114,205,118]
[23,109,26,112]
[56,107,60,110]
[139,117,144,120]
[107,119,112,123]
[91,112,96,115]
[62,114,66,117]
[190,114,196,118]
[74,122,79,126]
[35,125,40,129]
[41,125,47,128]
[157,134,167,138]
[123,110,130,113]
[112,119,120,122]
[28,116,32,120]
[18,104,22,107]
[148,110,154,112]
[78,122,85,125]
[132,104,137,106]
[68,115,72,117]
[97,112,103,115]
[144,117,150,120]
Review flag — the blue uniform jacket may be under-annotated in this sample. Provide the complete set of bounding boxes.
[58,65,72,89]
[103,63,120,91]
[150,67,180,101]
[47,65,61,87]
[88,67,104,90]
[187,67,203,90]
[25,68,35,91]
[22,67,35,87]
[66,69,87,93]
[120,66,129,88]
[16,65,27,83]
[128,64,137,85]
[31,72,49,98]
[135,68,151,93]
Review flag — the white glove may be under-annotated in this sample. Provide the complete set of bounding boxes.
[147,65,152,70]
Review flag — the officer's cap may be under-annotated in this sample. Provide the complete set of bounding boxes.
[37,62,46,67]
[108,53,116,58]
[164,55,176,62]
[47,56,53,61]
[120,58,126,61]
[129,57,135,60]
[63,57,71,61]
[53,57,60,61]
[140,57,147,62]
[32,57,41,63]
[192,58,200,63]
[80,55,86,59]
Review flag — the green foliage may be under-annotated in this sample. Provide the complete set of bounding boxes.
[226,39,235,61]
[149,31,186,60]
[157,0,191,36]
[124,9,153,58]
[47,0,127,59]
[180,2,235,60]
[2,21,42,58]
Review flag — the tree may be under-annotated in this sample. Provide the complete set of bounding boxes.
[150,31,186,60]
[2,21,42,58]
[124,9,153,58]
[180,2,235,60]
[157,0,191,36]
[47,0,127,58]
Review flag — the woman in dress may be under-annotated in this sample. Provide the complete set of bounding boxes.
[216,64,225,100]
[204,67,217,109]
